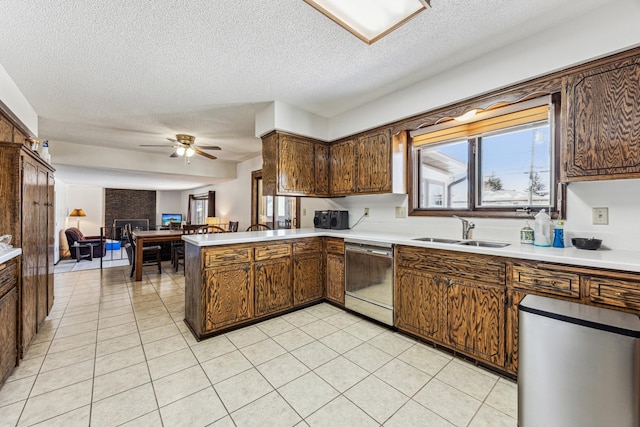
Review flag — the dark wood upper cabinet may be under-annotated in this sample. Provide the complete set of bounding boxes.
[355,129,392,193]
[262,131,330,197]
[563,55,640,181]
[329,139,356,196]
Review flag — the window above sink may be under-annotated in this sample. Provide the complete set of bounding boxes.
[408,95,562,219]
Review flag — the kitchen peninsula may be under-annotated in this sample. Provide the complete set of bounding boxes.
[183,228,640,376]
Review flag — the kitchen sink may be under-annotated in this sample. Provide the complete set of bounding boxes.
[455,240,510,248]
[413,237,462,244]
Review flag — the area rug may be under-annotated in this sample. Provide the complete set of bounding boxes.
[54,249,130,273]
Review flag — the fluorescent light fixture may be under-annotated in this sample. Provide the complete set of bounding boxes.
[305,0,430,44]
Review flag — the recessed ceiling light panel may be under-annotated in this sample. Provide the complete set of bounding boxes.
[305,0,430,44]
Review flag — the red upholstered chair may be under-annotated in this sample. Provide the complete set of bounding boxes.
[64,227,107,260]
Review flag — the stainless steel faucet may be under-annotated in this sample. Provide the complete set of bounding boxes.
[453,215,475,239]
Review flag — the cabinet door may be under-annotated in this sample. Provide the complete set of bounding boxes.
[564,58,640,180]
[314,143,330,196]
[505,289,527,375]
[278,135,315,194]
[255,258,292,317]
[21,158,39,354]
[356,130,392,193]
[47,172,55,312]
[203,263,253,332]
[0,288,18,386]
[325,253,344,304]
[36,167,48,326]
[395,268,443,341]
[443,278,506,367]
[293,254,323,305]
[330,140,356,195]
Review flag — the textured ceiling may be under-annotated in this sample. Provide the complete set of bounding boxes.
[0,0,610,188]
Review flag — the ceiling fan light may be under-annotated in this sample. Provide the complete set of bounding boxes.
[185,147,195,157]
[176,146,186,156]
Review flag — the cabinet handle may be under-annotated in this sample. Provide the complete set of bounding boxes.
[434,277,440,285]
[34,201,40,205]
[443,278,451,286]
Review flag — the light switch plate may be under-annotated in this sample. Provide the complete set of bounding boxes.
[592,207,609,225]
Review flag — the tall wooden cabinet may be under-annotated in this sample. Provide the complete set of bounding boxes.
[0,142,55,357]
[563,54,640,181]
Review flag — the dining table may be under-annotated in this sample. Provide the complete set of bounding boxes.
[131,229,184,281]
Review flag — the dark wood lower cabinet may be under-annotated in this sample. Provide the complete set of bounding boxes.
[325,253,344,304]
[395,246,507,371]
[443,278,505,367]
[395,268,442,341]
[203,263,253,333]
[255,258,292,317]
[293,254,323,305]
[0,288,18,387]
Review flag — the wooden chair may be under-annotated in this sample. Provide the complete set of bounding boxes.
[246,223,271,232]
[204,225,227,233]
[174,224,208,272]
[123,224,161,278]
[228,221,239,232]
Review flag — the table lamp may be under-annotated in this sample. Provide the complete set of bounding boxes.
[205,217,220,226]
[69,208,86,229]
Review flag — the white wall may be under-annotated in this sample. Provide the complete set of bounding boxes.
[313,178,640,251]
[64,184,104,236]
[156,191,184,225]
[0,62,38,135]
[328,0,640,139]
[182,156,263,230]
[53,177,68,263]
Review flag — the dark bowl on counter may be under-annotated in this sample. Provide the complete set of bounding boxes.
[571,237,602,250]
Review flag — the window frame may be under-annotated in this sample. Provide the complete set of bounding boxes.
[408,94,563,218]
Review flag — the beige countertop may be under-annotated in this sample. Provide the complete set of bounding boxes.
[182,228,640,273]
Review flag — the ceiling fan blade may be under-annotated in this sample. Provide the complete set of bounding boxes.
[196,145,222,150]
[194,147,217,160]
[170,150,179,158]
[166,138,177,143]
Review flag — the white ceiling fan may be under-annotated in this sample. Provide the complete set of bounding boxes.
[140,134,221,160]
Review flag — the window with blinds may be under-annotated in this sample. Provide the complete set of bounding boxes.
[409,96,556,214]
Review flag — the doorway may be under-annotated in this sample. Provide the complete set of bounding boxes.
[251,170,300,230]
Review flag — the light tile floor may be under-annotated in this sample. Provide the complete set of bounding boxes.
[0,264,517,426]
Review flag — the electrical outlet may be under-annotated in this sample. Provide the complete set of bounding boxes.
[364,208,370,217]
[592,207,609,225]
[395,206,407,218]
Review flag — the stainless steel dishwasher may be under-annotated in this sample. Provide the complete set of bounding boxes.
[344,240,394,325]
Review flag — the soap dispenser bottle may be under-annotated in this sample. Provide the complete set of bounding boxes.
[553,221,565,248]
[534,209,552,247]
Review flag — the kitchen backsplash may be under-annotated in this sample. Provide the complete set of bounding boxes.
[301,179,640,251]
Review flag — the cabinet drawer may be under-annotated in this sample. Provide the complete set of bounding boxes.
[204,246,252,267]
[254,244,291,261]
[325,238,344,255]
[588,276,640,311]
[0,258,18,299]
[397,246,505,285]
[293,238,322,255]
[512,266,580,298]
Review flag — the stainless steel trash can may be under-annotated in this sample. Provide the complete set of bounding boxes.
[518,294,640,427]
